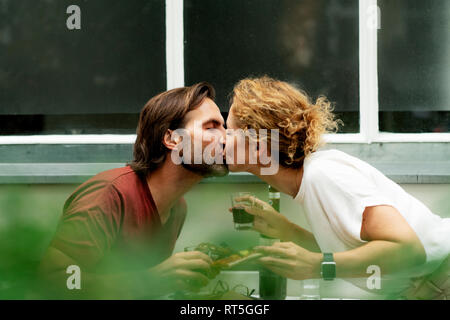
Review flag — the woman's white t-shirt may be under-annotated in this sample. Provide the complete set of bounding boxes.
[294,149,450,293]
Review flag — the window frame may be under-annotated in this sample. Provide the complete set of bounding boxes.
[0,0,448,145]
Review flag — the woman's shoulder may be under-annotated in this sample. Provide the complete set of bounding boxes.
[306,148,351,162]
[304,149,346,173]
[303,149,377,188]
[305,149,369,172]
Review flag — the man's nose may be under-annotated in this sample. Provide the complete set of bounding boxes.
[219,126,226,145]
[219,135,226,156]
[219,127,227,156]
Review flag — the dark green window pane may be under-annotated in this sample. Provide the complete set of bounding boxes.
[0,114,140,135]
[378,0,450,133]
[185,0,359,133]
[0,0,165,134]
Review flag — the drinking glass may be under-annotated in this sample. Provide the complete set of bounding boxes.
[230,192,255,230]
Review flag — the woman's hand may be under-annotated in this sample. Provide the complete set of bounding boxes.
[229,195,294,241]
[256,242,322,280]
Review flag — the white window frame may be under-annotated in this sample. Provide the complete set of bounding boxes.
[0,0,448,145]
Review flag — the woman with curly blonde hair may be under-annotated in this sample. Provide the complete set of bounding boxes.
[225,76,449,299]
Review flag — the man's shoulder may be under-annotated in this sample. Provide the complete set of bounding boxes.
[64,166,140,211]
[83,166,141,192]
[92,165,137,184]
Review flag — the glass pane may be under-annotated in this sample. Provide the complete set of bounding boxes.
[378,0,450,133]
[0,114,140,135]
[0,0,165,135]
[185,0,359,133]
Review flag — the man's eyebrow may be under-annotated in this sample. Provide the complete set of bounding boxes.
[203,118,224,126]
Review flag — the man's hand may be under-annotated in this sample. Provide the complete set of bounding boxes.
[148,251,215,294]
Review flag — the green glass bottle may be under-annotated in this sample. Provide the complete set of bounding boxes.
[259,185,287,300]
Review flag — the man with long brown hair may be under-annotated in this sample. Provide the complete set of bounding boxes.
[38,82,228,299]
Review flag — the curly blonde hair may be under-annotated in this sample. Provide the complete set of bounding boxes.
[230,76,342,168]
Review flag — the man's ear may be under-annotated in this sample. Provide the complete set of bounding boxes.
[163,129,180,151]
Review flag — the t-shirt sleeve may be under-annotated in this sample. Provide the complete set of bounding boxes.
[308,159,396,247]
[49,183,123,270]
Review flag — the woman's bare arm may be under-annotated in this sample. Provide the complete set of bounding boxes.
[334,205,426,278]
[257,205,427,280]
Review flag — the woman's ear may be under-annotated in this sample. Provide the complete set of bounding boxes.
[163,129,180,151]
[257,139,274,167]
[257,140,267,157]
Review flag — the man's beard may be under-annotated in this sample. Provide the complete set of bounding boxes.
[179,144,229,177]
[181,161,229,178]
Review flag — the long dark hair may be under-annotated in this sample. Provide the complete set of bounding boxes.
[130,82,216,177]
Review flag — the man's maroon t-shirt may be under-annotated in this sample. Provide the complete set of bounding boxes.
[50,166,185,273]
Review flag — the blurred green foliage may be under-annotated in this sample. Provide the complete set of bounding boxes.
[0,183,448,299]
[0,185,67,299]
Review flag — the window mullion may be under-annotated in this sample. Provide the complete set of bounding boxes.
[359,0,379,143]
[166,0,185,90]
